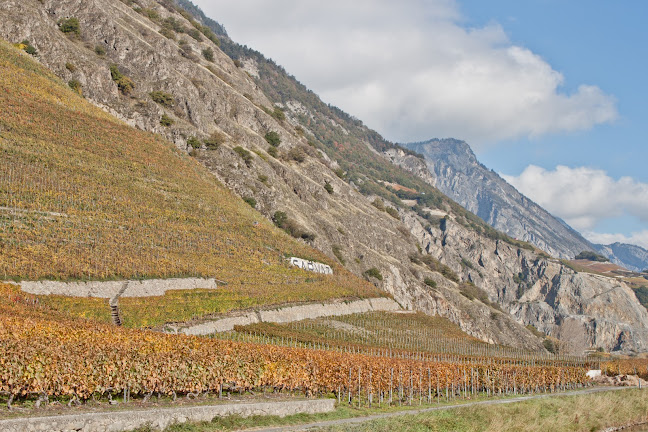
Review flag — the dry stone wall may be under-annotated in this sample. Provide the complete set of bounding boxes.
[14,278,220,298]
[0,399,335,432]
[177,297,401,335]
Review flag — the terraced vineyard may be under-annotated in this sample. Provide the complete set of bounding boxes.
[0,40,379,325]
[221,312,590,368]
[0,283,592,409]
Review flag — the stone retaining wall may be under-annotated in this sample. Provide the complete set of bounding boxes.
[15,277,220,298]
[179,297,401,336]
[0,398,335,432]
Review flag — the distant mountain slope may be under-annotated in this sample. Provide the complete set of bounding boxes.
[597,243,648,272]
[402,138,596,259]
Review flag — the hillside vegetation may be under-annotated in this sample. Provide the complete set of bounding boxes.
[0,282,591,410]
[0,40,379,323]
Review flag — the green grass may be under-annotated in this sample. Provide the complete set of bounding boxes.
[129,389,648,432]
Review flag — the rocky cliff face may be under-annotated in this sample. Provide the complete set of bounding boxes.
[3,0,648,354]
[390,148,648,354]
[401,139,597,259]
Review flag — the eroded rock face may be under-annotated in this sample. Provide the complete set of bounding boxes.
[2,0,645,353]
[404,209,648,355]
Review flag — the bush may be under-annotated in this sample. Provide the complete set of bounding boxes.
[461,257,476,270]
[109,65,135,95]
[58,18,80,37]
[163,17,185,33]
[187,28,203,42]
[18,41,38,56]
[233,146,253,167]
[267,146,278,158]
[324,181,334,195]
[204,131,225,150]
[459,282,490,304]
[258,175,268,185]
[160,114,174,127]
[385,206,399,219]
[423,278,437,288]
[332,244,345,264]
[364,267,383,281]
[149,91,174,107]
[287,147,306,163]
[272,211,287,228]
[371,198,385,211]
[65,62,77,72]
[159,27,175,40]
[137,8,160,21]
[271,107,285,121]
[410,253,460,284]
[574,251,609,262]
[543,338,558,354]
[94,45,106,56]
[334,168,346,180]
[265,131,281,147]
[202,47,214,62]
[68,80,82,95]
[233,59,242,68]
[272,211,315,242]
[187,136,201,149]
[243,197,256,208]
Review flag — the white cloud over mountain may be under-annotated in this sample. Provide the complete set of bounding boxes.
[502,165,648,248]
[198,0,617,144]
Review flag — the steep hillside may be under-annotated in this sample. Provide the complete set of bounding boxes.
[3,0,648,353]
[400,139,596,259]
[0,39,379,324]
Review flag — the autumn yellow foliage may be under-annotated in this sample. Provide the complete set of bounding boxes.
[0,283,589,402]
[0,39,379,325]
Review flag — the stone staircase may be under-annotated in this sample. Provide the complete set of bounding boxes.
[110,304,122,326]
[108,281,129,326]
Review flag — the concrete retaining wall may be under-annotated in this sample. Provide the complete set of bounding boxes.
[16,277,219,298]
[0,398,335,432]
[180,297,401,336]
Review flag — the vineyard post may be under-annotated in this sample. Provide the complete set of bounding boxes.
[399,368,403,406]
[389,368,393,405]
[419,367,422,405]
[409,368,413,406]
[368,368,372,407]
[348,367,352,404]
[427,367,431,404]
[357,366,361,408]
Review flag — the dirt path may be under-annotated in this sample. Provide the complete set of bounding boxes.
[250,386,635,432]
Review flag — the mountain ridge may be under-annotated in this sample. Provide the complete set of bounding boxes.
[402,138,648,272]
[401,138,596,258]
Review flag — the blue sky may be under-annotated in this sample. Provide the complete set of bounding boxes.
[469,0,647,180]
[195,0,648,248]
[463,1,648,245]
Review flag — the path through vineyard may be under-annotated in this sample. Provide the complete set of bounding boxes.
[251,386,634,432]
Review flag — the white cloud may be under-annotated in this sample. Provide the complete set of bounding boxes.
[502,165,648,239]
[196,0,617,144]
